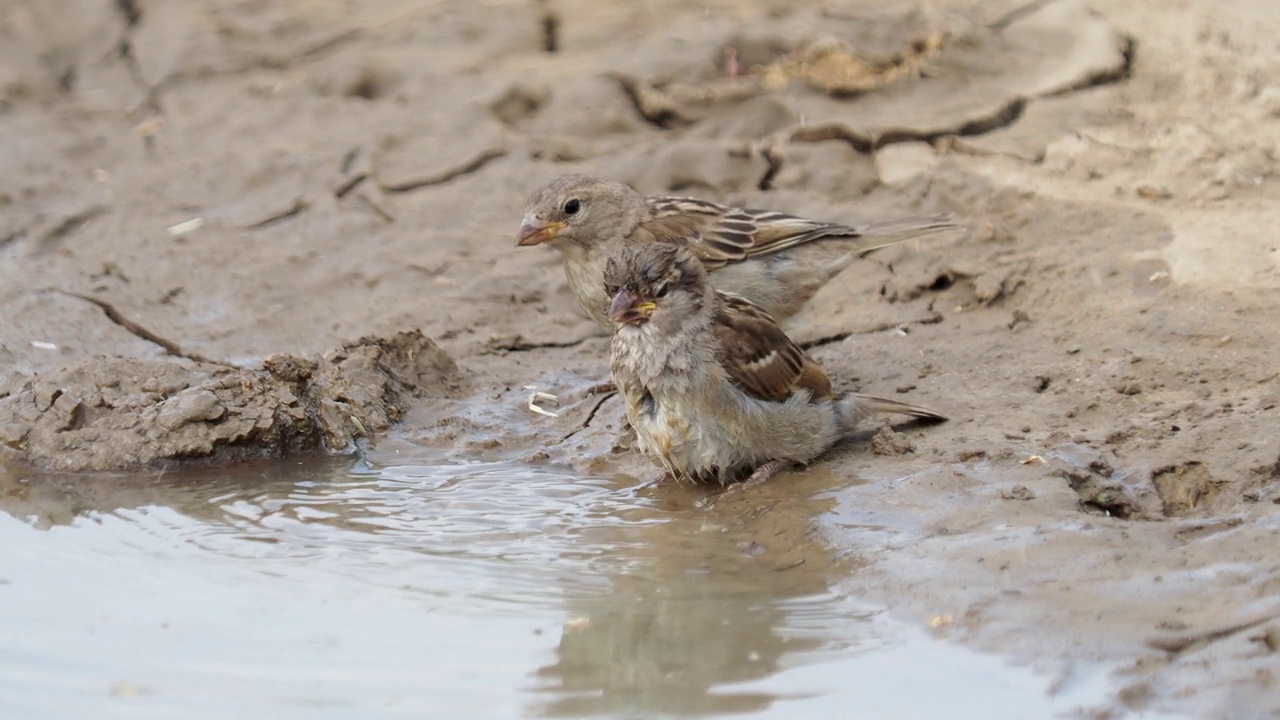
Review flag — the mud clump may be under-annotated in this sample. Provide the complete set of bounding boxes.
[1152,462,1218,516]
[1054,459,1152,519]
[1000,484,1036,501]
[871,427,916,456]
[0,331,458,472]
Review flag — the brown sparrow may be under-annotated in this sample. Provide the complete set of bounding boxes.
[603,243,947,488]
[518,174,961,329]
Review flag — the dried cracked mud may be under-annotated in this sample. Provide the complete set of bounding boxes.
[2,0,1279,716]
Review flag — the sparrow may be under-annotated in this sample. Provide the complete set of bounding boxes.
[603,243,947,488]
[517,174,962,329]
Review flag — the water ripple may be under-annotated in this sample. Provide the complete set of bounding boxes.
[0,456,1124,720]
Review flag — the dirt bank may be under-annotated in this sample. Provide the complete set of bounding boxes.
[0,331,459,471]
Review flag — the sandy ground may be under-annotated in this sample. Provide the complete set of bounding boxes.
[2,0,1279,715]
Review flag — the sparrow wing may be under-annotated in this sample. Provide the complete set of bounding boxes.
[713,293,832,402]
[630,197,750,269]
[634,196,961,268]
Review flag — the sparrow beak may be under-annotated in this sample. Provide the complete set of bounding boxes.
[516,212,567,247]
[608,289,657,325]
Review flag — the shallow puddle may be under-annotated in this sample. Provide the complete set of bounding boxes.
[0,454,1142,718]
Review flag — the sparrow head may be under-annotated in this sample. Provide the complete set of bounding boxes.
[602,244,709,330]
[517,174,644,248]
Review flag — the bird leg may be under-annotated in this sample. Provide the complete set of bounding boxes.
[737,459,793,491]
[698,459,793,508]
[639,471,673,489]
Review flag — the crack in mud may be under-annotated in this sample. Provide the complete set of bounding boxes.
[290,29,364,65]
[38,205,109,252]
[799,331,859,350]
[988,0,1062,31]
[757,147,783,190]
[791,98,1029,153]
[334,172,369,198]
[108,0,158,111]
[379,148,508,193]
[560,391,616,442]
[128,63,164,116]
[486,335,598,353]
[51,290,219,365]
[242,197,311,229]
[623,14,1136,156]
[799,313,943,350]
[1043,35,1137,97]
[340,147,361,175]
[538,2,560,53]
[611,73,696,130]
[786,27,1136,156]
[789,123,875,153]
[353,192,395,223]
[0,228,26,251]
[114,0,142,27]
[1149,614,1278,656]
[127,28,364,114]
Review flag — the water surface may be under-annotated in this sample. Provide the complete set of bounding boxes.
[0,455,1122,718]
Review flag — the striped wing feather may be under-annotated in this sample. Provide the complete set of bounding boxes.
[713,294,832,402]
[634,195,962,268]
[635,197,853,270]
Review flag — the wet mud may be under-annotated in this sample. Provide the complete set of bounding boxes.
[2,0,1279,716]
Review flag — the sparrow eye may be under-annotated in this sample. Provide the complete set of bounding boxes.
[563,198,581,215]
[654,283,669,298]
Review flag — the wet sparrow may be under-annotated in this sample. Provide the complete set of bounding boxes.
[604,243,947,488]
[518,174,961,329]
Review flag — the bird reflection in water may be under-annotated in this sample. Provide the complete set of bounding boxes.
[530,477,868,718]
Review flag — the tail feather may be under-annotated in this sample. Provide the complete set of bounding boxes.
[850,212,965,255]
[838,392,949,432]
[742,212,964,258]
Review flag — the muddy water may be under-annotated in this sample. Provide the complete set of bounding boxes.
[0,455,1138,719]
